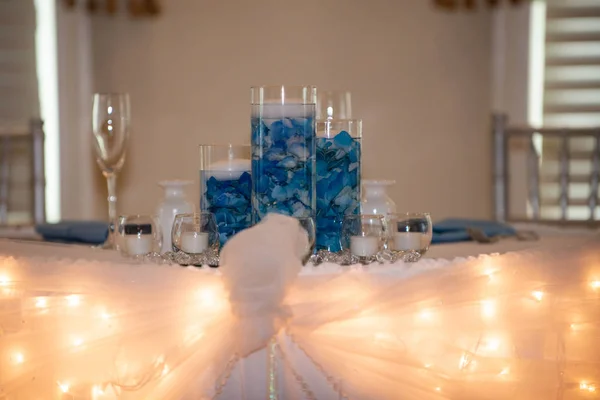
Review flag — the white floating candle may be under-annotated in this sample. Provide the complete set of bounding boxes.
[126,235,152,256]
[350,236,380,257]
[253,103,314,119]
[207,159,251,180]
[394,232,423,251]
[180,232,208,254]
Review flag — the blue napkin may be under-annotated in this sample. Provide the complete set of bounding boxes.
[432,219,516,244]
[35,221,109,245]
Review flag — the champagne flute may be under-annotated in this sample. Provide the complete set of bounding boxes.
[92,93,130,249]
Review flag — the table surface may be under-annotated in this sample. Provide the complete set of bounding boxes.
[1,223,596,269]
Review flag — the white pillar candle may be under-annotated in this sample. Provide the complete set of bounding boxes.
[350,236,380,257]
[394,232,423,251]
[181,232,209,254]
[126,235,152,256]
[208,159,251,180]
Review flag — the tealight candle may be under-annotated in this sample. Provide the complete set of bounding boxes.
[126,235,152,256]
[180,232,209,254]
[350,236,380,257]
[394,232,422,251]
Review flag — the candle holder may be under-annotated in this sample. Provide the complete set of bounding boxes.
[118,215,162,257]
[315,119,362,252]
[199,144,252,247]
[171,212,219,257]
[387,212,433,260]
[341,214,386,261]
[250,85,317,222]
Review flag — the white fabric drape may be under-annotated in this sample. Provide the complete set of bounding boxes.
[0,223,599,399]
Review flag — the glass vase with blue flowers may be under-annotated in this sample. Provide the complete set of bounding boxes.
[250,85,317,223]
[315,119,362,252]
[199,144,252,247]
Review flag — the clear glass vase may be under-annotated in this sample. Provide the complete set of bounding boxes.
[315,119,362,252]
[250,85,317,222]
[199,144,252,247]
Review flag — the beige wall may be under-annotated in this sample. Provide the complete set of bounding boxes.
[84,0,493,221]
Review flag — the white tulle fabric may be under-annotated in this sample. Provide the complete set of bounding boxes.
[0,217,599,399]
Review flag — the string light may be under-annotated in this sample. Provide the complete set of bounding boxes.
[161,364,170,377]
[591,280,600,290]
[92,385,104,396]
[66,294,81,307]
[484,337,501,352]
[481,299,496,318]
[57,381,70,393]
[499,367,510,375]
[12,352,24,364]
[72,337,84,347]
[580,382,597,393]
[35,296,48,309]
[0,274,9,287]
[418,309,433,321]
[531,291,544,301]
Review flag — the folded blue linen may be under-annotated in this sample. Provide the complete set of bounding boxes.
[35,221,108,244]
[432,219,516,244]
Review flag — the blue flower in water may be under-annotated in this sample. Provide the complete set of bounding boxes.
[315,131,361,251]
[277,156,297,169]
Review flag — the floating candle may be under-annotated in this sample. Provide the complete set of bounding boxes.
[207,159,251,180]
[254,103,314,119]
[126,235,152,256]
[393,232,423,251]
[350,236,380,257]
[180,232,208,254]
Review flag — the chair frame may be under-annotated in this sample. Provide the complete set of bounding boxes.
[0,118,45,225]
[493,113,600,227]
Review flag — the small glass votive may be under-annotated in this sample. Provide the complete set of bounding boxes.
[118,215,162,257]
[387,212,433,257]
[296,216,316,265]
[171,212,219,255]
[341,214,386,258]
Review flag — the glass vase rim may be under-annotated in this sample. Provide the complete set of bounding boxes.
[345,213,386,220]
[363,179,396,186]
[388,212,431,218]
[250,84,317,90]
[158,179,193,188]
[198,143,250,148]
[174,212,213,218]
[92,92,130,97]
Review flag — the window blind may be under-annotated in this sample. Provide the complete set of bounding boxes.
[0,0,40,225]
[540,0,600,220]
[0,0,39,126]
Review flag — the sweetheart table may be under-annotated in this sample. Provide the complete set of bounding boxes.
[0,223,599,399]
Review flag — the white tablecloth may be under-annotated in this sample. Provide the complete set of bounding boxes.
[0,227,598,399]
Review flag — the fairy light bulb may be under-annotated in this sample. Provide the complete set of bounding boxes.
[161,364,170,377]
[481,299,496,318]
[57,381,70,393]
[591,280,600,290]
[35,296,48,308]
[12,352,24,364]
[0,275,8,286]
[72,337,83,347]
[419,309,433,321]
[531,291,544,301]
[66,294,80,307]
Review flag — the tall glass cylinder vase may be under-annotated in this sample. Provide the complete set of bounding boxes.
[199,144,252,246]
[316,119,362,252]
[316,90,352,120]
[251,85,317,222]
